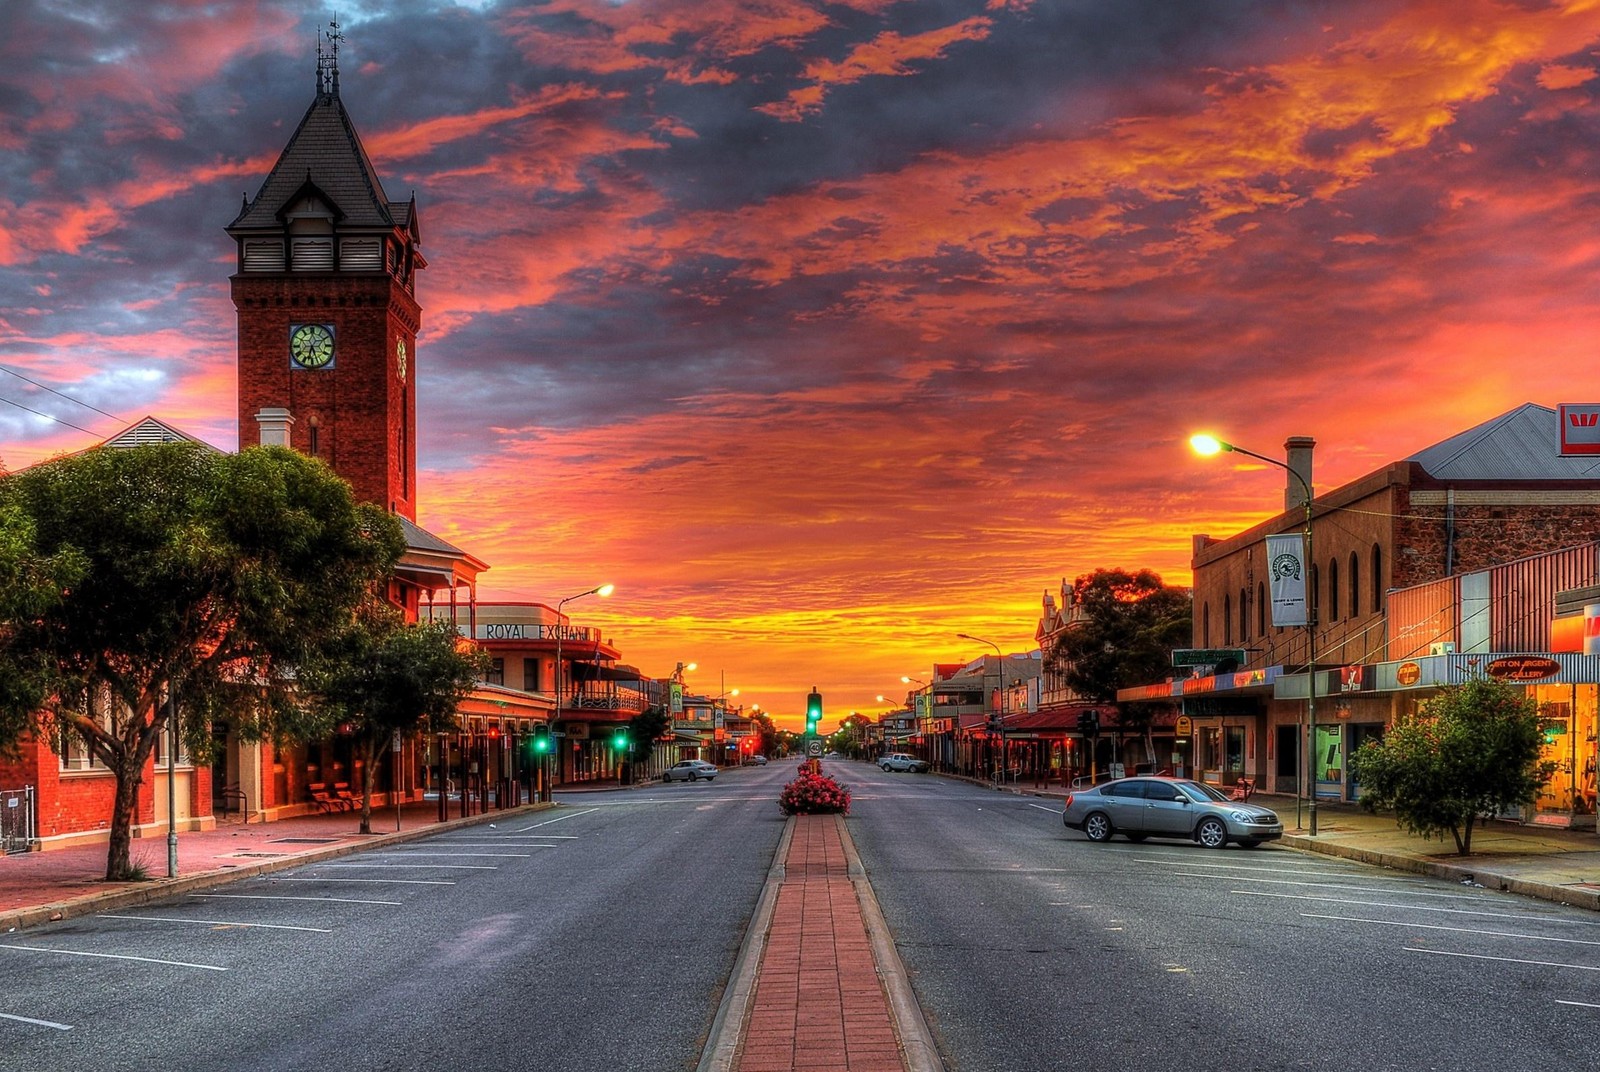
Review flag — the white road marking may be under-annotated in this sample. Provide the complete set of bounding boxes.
[1303,912,1600,947]
[0,1012,72,1030]
[363,851,537,858]
[320,863,498,870]
[100,914,332,933]
[508,809,599,832]
[1407,947,1600,972]
[0,944,226,971]
[1234,889,1582,923]
[1169,871,1492,901]
[264,877,455,885]
[1556,999,1600,1008]
[1026,803,1058,812]
[436,836,578,842]
[194,894,402,906]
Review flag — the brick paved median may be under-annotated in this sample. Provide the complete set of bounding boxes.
[736,814,905,1072]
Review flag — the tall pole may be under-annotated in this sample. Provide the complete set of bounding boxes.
[547,583,615,804]
[1191,435,1316,835]
[166,689,178,878]
[958,634,1004,787]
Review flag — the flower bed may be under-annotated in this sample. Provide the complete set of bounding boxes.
[778,769,851,815]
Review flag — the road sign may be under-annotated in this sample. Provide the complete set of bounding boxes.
[805,738,823,757]
[1175,715,1192,735]
[1172,648,1246,668]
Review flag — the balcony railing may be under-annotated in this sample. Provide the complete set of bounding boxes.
[563,684,648,713]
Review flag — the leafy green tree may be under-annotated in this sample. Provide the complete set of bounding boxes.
[1350,675,1552,854]
[0,494,85,749]
[624,703,672,778]
[0,444,403,880]
[1045,568,1191,759]
[301,604,488,833]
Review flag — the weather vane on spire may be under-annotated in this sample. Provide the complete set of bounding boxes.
[316,16,344,98]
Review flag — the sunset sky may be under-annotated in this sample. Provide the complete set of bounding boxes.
[5,1,1600,728]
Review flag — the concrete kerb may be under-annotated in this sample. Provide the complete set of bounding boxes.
[0,802,557,935]
[836,813,946,1072]
[697,815,796,1072]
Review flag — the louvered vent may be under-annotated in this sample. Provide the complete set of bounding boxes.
[341,238,382,270]
[241,240,285,272]
[291,238,334,270]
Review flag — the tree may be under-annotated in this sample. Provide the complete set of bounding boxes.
[0,444,403,879]
[1349,675,1553,854]
[1046,568,1191,760]
[0,495,85,750]
[624,703,672,778]
[301,603,488,833]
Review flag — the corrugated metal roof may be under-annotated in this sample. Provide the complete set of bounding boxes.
[398,515,466,556]
[228,89,403,232]
[1409,403,1600,480]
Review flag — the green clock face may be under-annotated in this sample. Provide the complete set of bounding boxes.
[289,323,335,369]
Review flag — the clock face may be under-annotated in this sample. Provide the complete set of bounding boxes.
[289,323,335,369]
[395,337,407,381]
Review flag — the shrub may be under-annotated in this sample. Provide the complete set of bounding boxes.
[779,770,851,815]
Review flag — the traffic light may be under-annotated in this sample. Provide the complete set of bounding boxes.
[532,724,552,754]
[613,729,629,752]
[806,688,823,734]
[1076,710,1099,737]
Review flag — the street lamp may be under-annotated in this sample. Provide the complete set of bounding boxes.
[957,633,1007,786]
[901,675,932,769]
[1191,433,1318,834]
[548,582,615,803]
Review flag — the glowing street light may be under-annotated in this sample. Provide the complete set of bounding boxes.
[1192,432,1319,834]
[546,583,615,802]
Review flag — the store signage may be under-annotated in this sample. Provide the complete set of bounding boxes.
[1172,648,1246,667]
[1559,403,1600,455]
[1175,715,1192,735]
[1485,656,1562,681]
[1396,661,1422,686]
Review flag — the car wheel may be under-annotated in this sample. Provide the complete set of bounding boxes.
[1237,839,1262,849]
[1083,811,1113,842]
[1197,817,1229,849]
[688,772,698,782]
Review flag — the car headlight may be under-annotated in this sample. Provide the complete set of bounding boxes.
[1229,810,1257,823]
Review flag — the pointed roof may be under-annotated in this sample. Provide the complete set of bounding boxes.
[1409,403,1600,480]
[99,416,216,451]
[228,85,404,233]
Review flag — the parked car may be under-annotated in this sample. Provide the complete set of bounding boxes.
[879,753,929,773]
[1062,775,1282,849]
[663,760,719,782]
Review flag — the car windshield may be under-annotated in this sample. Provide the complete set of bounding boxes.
[1176,780,1231,803]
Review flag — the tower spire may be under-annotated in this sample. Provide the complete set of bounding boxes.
[315,17,343,99]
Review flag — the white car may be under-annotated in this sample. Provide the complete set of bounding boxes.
[662,760,718,782]
[879,753,929,773]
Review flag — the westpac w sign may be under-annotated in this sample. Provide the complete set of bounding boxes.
[1560,403,1600,455]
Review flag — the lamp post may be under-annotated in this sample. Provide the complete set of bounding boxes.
[901,675,931,770]
[1191,433,1318,835]
[548,582,615,803]
[957,633,1006,787]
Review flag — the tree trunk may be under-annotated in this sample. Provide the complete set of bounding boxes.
[105,759,144,882]
[359,735,379,835]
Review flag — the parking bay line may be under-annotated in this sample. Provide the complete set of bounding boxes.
[1302,912,1600,947]
[195,893,403,907]
[1166,870,1494,902]
[318,863,498,870]
[1408,947,1600,973]
[360,851,536,858]
[0,944,226,971]
[1235,888,1591,924]
[263,877,455,885]
[507,809,599,833]
[101,914,333,933]
[0,1012,73,1031]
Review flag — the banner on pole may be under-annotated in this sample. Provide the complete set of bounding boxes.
[669,681,684,715]
[1266,532,1308,627]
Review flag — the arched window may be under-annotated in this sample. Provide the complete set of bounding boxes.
[1223,594,1232,645]
[1202,602,1211,647]
[1349,551,1360,617]
[1257,581,1267,635]
[1371,544,1384,613]
[1239,587,1249,642]
[1328,558,1339,622]
[1310,564,1320,624]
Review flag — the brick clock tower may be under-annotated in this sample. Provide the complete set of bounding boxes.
[228,32,421,521]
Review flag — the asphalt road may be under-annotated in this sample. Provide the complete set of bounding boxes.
[842,757,1600,1072]
[0,766,790,1072]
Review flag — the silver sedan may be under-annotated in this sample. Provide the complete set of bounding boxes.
[1062,775,1283,849]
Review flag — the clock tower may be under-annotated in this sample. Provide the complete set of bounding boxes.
[228,30,422,520]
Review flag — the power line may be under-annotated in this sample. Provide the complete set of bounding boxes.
[0,395,99,437]
[0,363,123,422]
